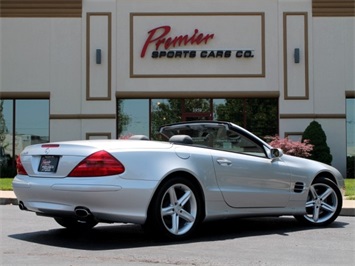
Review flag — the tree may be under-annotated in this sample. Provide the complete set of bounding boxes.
[302,121,332,165]
[151,99,211,139]
[0,100,7,144]
[116,100,131,138]
[215,98,278,137]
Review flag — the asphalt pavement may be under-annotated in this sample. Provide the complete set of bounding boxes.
[1,190,354,216]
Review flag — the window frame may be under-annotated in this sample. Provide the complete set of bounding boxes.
[0,97,50,168]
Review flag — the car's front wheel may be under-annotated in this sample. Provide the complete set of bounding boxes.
[145,177,203,240]
[295,177,342,226]
[54,217,98,230]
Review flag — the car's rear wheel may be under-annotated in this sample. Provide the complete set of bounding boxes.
[145,177,203,240]
[54,217,98,230]
[294,177,342,226]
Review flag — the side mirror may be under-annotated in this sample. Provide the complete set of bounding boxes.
[271,148,283,158]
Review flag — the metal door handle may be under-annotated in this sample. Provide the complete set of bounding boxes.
[216,158,232,166]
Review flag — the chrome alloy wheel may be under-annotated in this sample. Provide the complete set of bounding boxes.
[303,179,341,225]
[160,183,198,236]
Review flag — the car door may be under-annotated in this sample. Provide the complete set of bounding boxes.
[211,132,291,208]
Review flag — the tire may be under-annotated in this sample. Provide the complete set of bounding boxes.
[294,177,342,226]
[54,217,98,230]
[144,177,203,240]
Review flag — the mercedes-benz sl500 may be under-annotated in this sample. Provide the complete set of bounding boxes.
[13,121,344,240]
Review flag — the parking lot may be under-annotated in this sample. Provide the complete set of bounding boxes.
[1,204,355,265]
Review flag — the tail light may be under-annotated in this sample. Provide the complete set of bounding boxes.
[16,156,28,175]
[41,144,60,148]
[68,150,125,177]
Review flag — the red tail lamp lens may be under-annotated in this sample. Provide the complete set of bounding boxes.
[68,150,125,177]
[16,156,28,175]
[41,144,60,148]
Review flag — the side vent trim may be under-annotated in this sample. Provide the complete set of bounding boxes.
[294,182,305,193]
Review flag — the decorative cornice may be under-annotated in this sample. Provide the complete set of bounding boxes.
[280,114,346,119]
[313,0,355,17]
[116,91,280,99]
[0,92,50,99]
[346,90,355,98]
[50,114,116,120]
[0,0,82,18]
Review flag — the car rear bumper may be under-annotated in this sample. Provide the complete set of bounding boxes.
[13,175,158,224]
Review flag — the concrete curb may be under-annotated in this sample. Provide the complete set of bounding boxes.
[0,191,19,205]
[340,198,355,216]
[1,190,354,216]
[0,197,18,205]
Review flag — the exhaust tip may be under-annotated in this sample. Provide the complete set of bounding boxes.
[19,201,27,211]
[74,207,92,218]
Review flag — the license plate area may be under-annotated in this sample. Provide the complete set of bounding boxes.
[38,155,60,173]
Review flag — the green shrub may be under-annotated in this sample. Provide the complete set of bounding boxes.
[302,121,332,165]
[347,156,355,179]
[0,166,17,178]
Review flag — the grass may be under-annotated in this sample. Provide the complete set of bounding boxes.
[0,178,14,191]
[345,178,355,200]
[1,177,355,199]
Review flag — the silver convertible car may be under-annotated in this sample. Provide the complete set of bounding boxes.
[13,121,344,240]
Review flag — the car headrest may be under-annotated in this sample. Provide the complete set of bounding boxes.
[129,135,149,140]
[169,135,193,145]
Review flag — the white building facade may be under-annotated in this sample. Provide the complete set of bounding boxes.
[0,0,354,176]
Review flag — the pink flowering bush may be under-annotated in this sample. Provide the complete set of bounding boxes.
[266,135,314,158]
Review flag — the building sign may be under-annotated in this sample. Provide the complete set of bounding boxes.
[130,13,265,77]
[140,26,215,58]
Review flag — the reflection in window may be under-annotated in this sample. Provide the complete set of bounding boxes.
[117,98,278,140]
[151,99,184,139]
[0,99,49,176]
[16,100,49,143]
[151,99,213,137]
[347,99,355,156]
[213,98,278,137]
[117,99,149,138]
[183,98,211,113]
[0,100,13,171]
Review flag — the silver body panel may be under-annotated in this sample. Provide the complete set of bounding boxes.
[13,122,344,225]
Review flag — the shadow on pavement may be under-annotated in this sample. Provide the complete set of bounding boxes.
[8,216,349,250]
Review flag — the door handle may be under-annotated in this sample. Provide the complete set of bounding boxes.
[216,158,232,166]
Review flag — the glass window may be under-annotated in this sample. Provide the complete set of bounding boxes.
[159,121,266,157]
[0,99,49,176]
[183,98,211,113]
[117,97,279,140]
[347,99,355,157]
[151,99,179,139]
[213,98,278,138]
[0,100,13,169]
[16,100,49,144]
[117,99,149,138]
[220,129,266,157]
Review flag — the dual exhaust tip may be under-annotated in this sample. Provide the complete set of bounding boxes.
[18,202,92,219]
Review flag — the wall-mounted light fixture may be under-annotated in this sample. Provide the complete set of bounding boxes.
[96,49,102,64]
[294,48,300,64]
